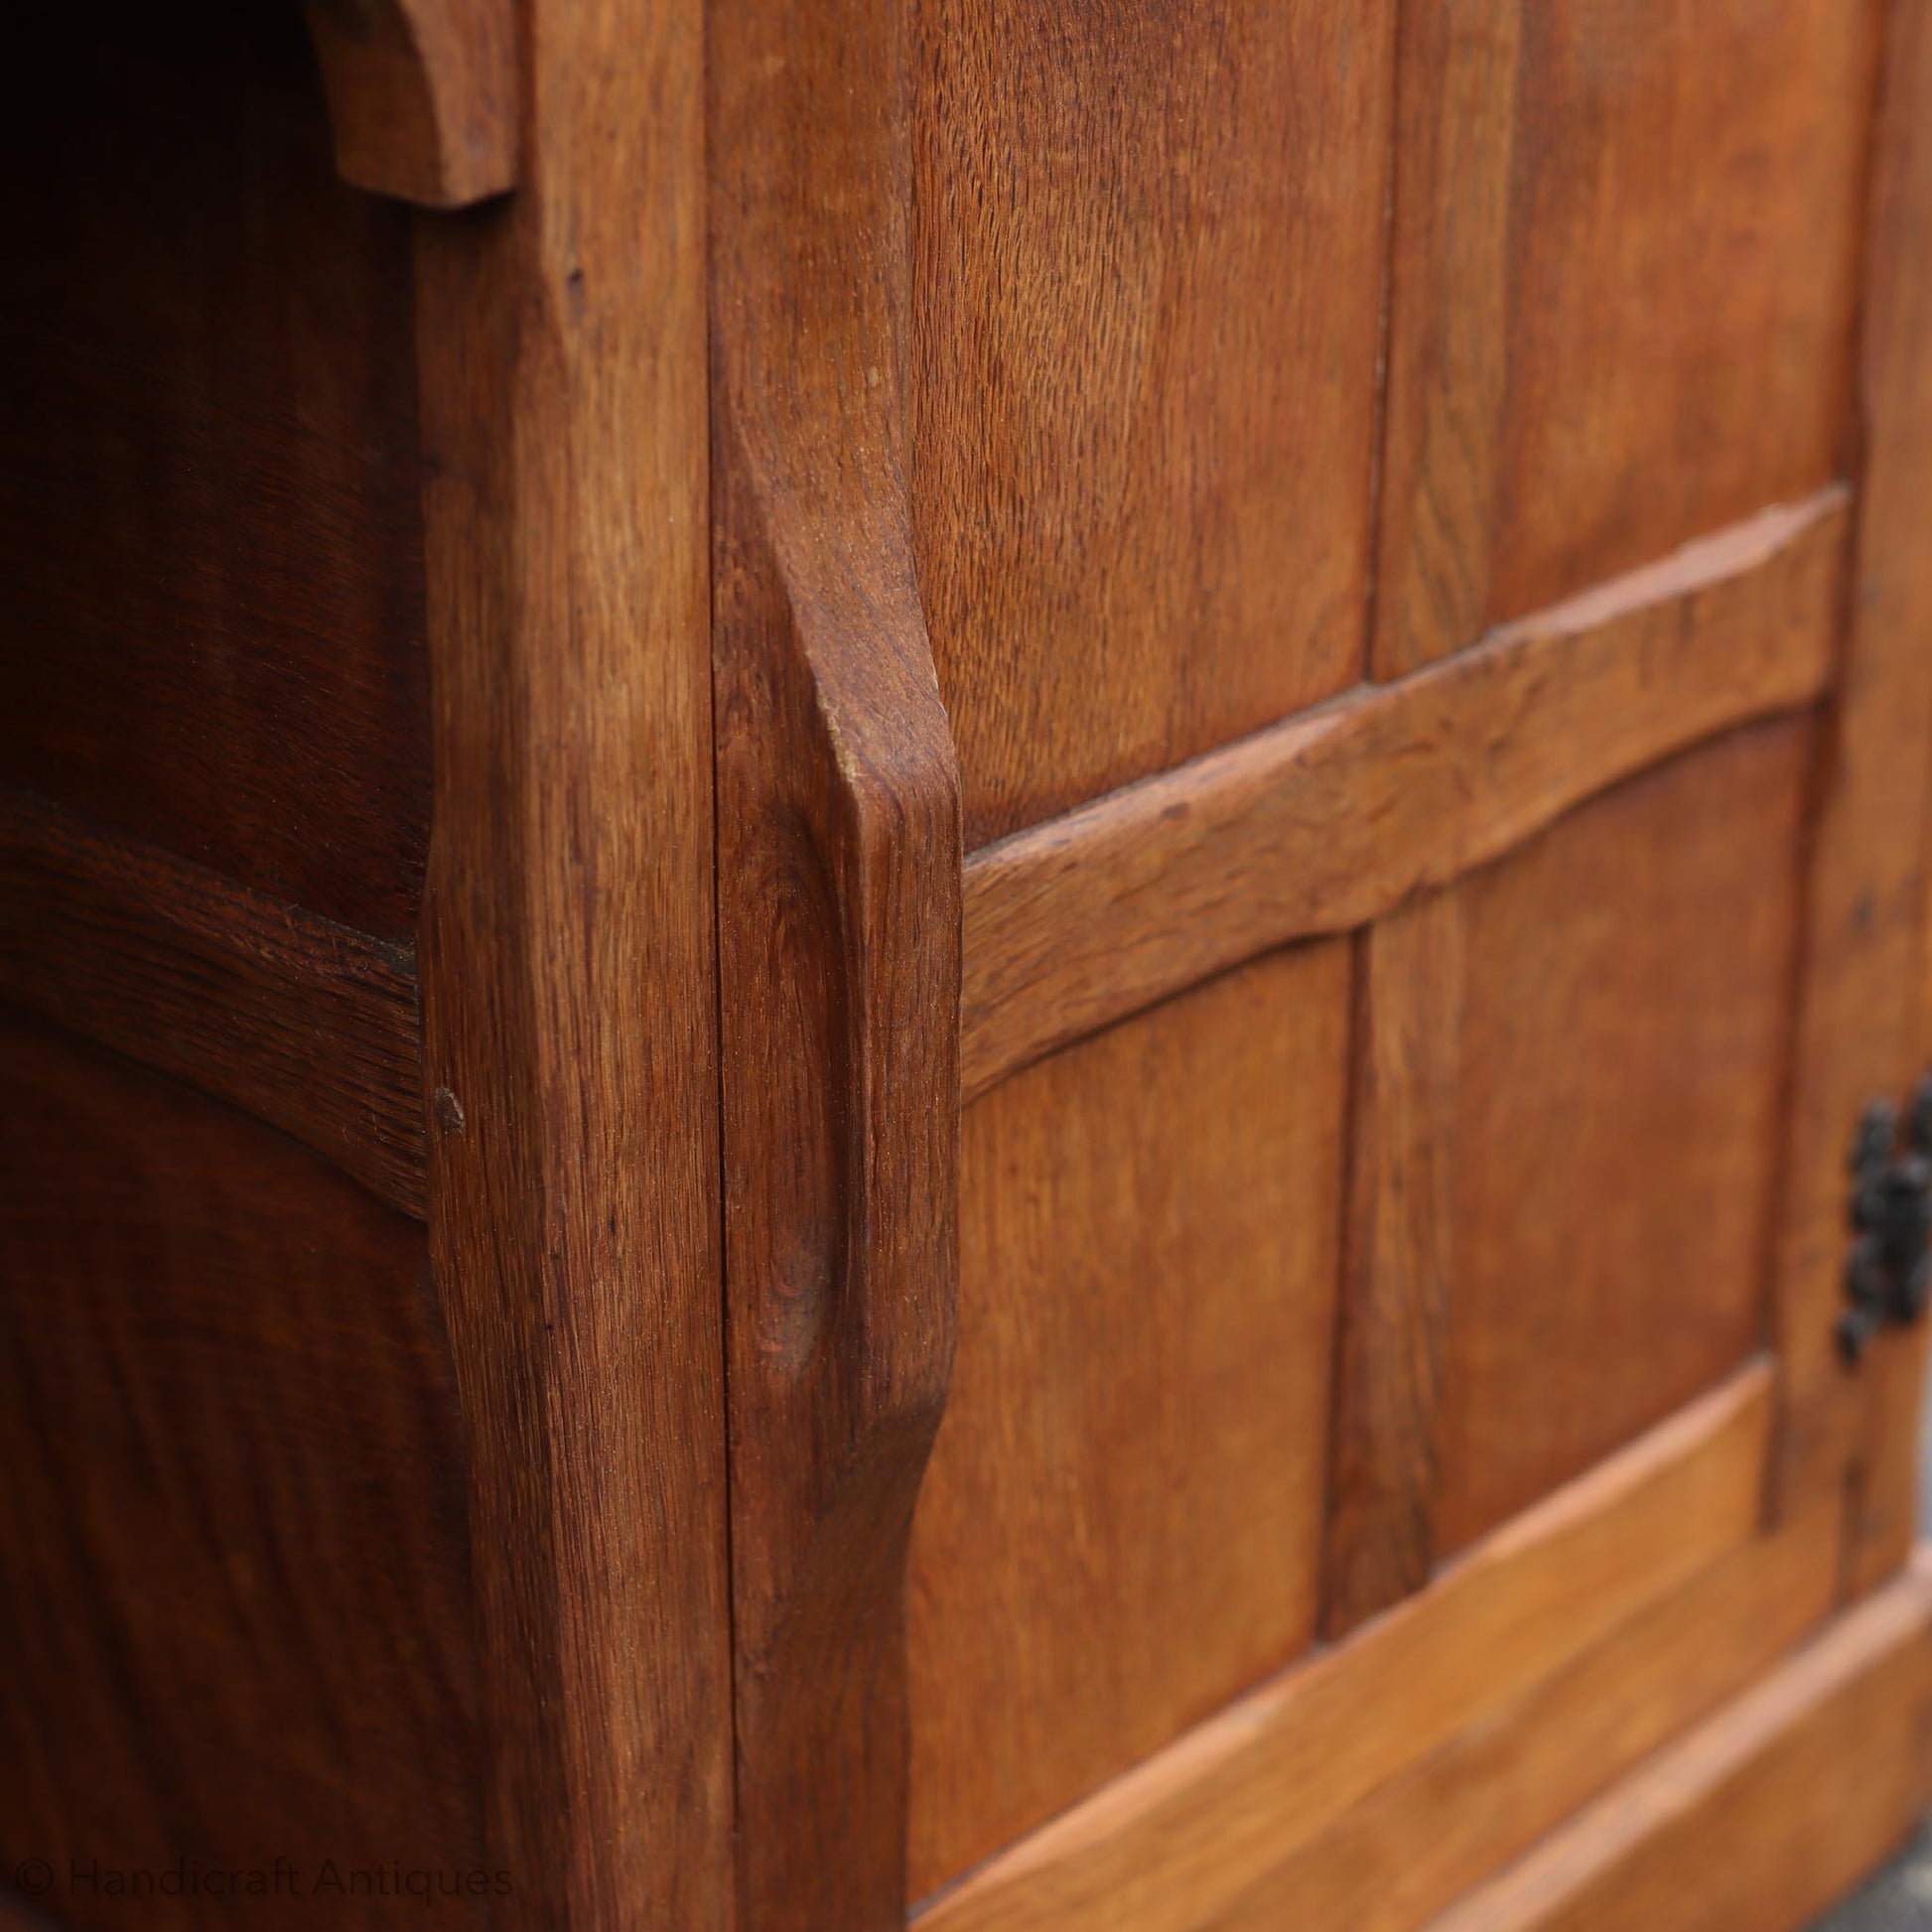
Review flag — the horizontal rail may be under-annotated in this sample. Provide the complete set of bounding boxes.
[914,1361,1775,1932]
[1212,1502,1839,1931]
[0,786,424,1215]
[1425,1551,1932,1932]
[961,488,1850,1101]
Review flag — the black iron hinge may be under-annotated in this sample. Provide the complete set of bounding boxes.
[1842,1075,1932,1363]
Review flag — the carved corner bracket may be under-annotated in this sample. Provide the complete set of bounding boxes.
[303,0,518,207]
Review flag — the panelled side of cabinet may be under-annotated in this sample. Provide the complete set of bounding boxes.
[1323,0,1867,1620]
[0,12,478,1925]
[1324,0,1879,1638]
[905,0,1931,1926]
[920,503,1855,1911]
[1326,716,1817,1622]
[911,0,1395,846]
[900,9,1389,1892]
[2,1,734,1929]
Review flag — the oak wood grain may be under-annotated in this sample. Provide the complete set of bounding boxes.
[962,489,1848,1103]
[908,944,1351,1898]
[0,1009,483,1932]
[0,786,424,1216]
[911,0,1394,847]
[914,1362,1773,1932]
[1370,0,1521,678]
[0,2,1914,1920]
[305,0,518,207]
[1432,720,1810,1554]
[1378,0,1875,667]
[1321,890,1463,1637]
[709,0,964,1921]
[411,0,733,1918]
[1425,1552,1932,1932]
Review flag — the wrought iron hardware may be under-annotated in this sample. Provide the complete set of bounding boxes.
[1841,1076,1932,1363]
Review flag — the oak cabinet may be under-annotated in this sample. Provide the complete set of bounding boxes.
[6,2,1932,1929]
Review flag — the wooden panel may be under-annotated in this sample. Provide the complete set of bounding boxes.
[1803,0,1932,1597]
[1322,891,1463,1635]
[1214,1503,1839,1932]
[912,0,1393,849]
[1426,1553,1932,1932]
[0,1010,483,1929]
[963,491,1846,1101]
[1378,0,1875,672]
[411,0,732,1918]
[1432,721,1810,1554]
[908,944,1350,1899]
[0,786,424,1215]
[0,0,429,937]
[913,1363,1772,1932]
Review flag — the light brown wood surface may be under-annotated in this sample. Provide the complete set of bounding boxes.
[915,1364,1771,1932]
[1378,0,1873,670]
[1370,0,1520,678]
[1215,1502,1842,1932]
[961,490,1846,1103]
[908,944,1350,1895]
[1426,1554,1932,1932]
[411,0,732,1920]
[912,0,1394,849]
[1431,719,1809,1552]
